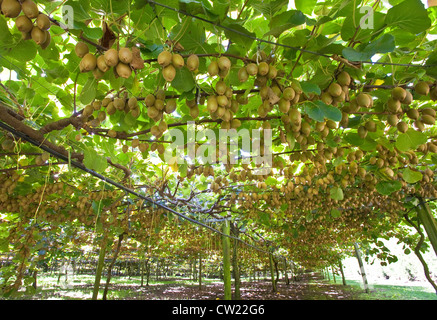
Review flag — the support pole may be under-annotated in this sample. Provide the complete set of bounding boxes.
[222,220,232,300]
[339,260,347,285]
[416,197,437,257]
[353,243,369,293]
[269,253,277,292]
[232,226,241,300]
[92,235,107,300]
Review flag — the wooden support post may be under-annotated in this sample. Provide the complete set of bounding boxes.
[222,220,232,300]
[198,253,202,291]
[232,226,241,300]
[339,260,347,285]
[416,197,437,257]
[103,234,124,300]
[92,235,107,300]
[354,243,369,293]
[269,253,277,292]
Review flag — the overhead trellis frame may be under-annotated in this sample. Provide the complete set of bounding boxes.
[0,119,283,257]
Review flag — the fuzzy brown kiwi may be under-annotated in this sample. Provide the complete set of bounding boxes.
[116,62,132,79]
[337,71,351,86]
[165,99,177,114]
[216,80,227,95]
[218,56,231,71]
[246,63,258,76]
[257,62,269,76]
[36,13,51,30]
[75,42,89,58]
[104,48,119,67]
[187,54,199,72]
[21,0,39,19]
[207,60,219,77]
[118,48,133,64]
[97,55,110,73]
[80,53,97,73]
[15,15,33,33]
[2,0,22,18]
[157,51,172,67]
[356,93,371,108]
[162,64,176,82]
[238,67,249,83]
[31,26,46,45]
[40,30,51,49]
[328,83,342,97]
[391,87,407,101]
[144,94,155,107]
[415,81,430,96]
[172,53,184,69]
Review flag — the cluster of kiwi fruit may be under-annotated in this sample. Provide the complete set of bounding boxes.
[1,0,51,49]
[144,89,176,122]
[238,59,278,85]
[76,43,134,79]
[206,80,242,129]
[158,51,188,82]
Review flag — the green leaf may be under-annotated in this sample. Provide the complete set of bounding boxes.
[395,129,427,152]
[376,180,402,196]
[266,10,306,37]
[330,186,344,201]
[171,67,196,92]
[10,41,38,62]
[223,22,255,51]
[300,82,321,95]
[83,147,108,173]
[304,101,342,122]
[294,0,318,15]
[385,0,431,34]
[79,77,97,105]
[402,167,423,184]
[342,34,395,62]
[331,208,341,218]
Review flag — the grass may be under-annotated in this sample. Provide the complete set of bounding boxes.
[323,277,437,300]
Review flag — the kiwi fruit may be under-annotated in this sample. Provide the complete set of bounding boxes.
[97,55,110,73]
[158,51,172,67]
[154,98,164,111]
[258,62,269,76]
[406,109,419,120]
[283,87,296,101]
[246,63,258,76]
[75,42,89,58]
[320,92,333,105]
[358,126,368,139]
[356,93,371,108]
[387,114,398,127]
[172,53,184,69]
[21,31,32,40]
[415,81,430,96]
[208,60,219,77]
[218,56,231,71]
[2,0,22,18]
[15,15,33,33]
[190,105,200,119]
[79,53,97,72]
[365,120,377,132]
[430,87,437,101]
[396,121,408,133]
[36,14,50,30]
[401,90,413,105]
[422,108,436,117]
[116,62,132,79]
[118,48,133,64]
[113,98,125,111]
[40,30,51,49]
[328,83,342,97]
[104,48,119,67]
[421,115,435,125]
[238,67,249,83]
[165,99,177,114]
[1,139,15,151]
[106,102,116,115]
[144,94,156,107]
[391,87,407,101]
[207,96,218,113]
[187,54,199,72]
[21,0,38,19]
[337,71,351,86]
[387,98,401,113]
[162,64,176,82]
[217,95,228,107]
[31,26,46,45]
[267,65,277,79]
[278,98,291,113]
[147,106,159,119]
